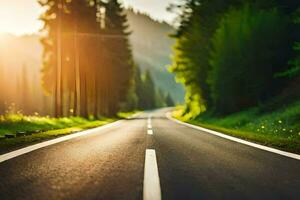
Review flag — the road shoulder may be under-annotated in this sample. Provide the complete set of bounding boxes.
[166,112,300,160]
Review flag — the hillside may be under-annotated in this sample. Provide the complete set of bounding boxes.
[126,10,184,102]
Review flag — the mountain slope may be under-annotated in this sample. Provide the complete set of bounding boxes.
[126,10,184,102]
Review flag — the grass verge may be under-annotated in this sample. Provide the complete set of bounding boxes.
[173,103,300,154]
[0,111,139,154]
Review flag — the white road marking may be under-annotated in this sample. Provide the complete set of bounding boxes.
[147,115,153,133]
[166,112,300,160]
[143,149,162,200]
[147,119,151,126]
[147,129,154,135]
[0,120,123,163]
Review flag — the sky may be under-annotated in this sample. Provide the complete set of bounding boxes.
[0,0,176,36]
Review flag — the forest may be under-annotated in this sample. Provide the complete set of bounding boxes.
[171,0,300,116]
[0,0,175,149]
[0,0,175,118]
[171,0,300,151]
[36,0,174,118]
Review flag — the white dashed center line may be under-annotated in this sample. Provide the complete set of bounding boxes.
[147,115,153,135]
[147,117,151,126]
[147,129,154,135]
[143,149,162,200]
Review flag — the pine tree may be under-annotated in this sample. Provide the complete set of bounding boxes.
[155,88,166,108]
[143,70,156,109]
[165,93,175,107]
[39,0,65,117]
[39,0,134,117]
[40,0,99,117]
[100,0,134,116]
[134,66,144,109]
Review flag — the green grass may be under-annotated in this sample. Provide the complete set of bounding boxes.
[173,102,300,154]
[0,111,141,154]
[0,114,116,153]
[0,114,115,137]
[117,110,140,119]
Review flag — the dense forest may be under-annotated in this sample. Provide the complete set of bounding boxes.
[171,0,300,117]
[0,3,177,118]
[39,0,135,118]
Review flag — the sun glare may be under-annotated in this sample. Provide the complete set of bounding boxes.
[0,1,43,36]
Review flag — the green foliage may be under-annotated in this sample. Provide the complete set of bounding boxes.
[170,0,245,116]
[277,9,300,78]
[140,70,156,109]
[133,68,173,110]
[170,0,300,117]
[209,5,293,114]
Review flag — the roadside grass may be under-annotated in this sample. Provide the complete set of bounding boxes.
[0,111,140,154]
[173,102,300,154]
[0,115,113,137]
[0,120,111,154]
[117,110,140,119]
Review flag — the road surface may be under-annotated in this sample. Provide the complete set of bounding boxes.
[0,108,299,200]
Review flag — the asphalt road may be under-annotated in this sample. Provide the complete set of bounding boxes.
[0,108,299,200]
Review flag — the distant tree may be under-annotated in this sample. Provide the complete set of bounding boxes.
[120,65,138,112]
[140,70,156,109]
[165,93,175,107]
[155,88,166,108]
[134,66,145,109]
[134,68,168,110]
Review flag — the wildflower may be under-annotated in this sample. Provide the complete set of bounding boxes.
[278,120,282,124]
[261,125,265,129]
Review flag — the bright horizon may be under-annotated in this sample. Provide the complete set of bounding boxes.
[0,0,176,36]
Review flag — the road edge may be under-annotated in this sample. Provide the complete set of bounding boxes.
[0,120,124,163]
[166,112,300,161]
